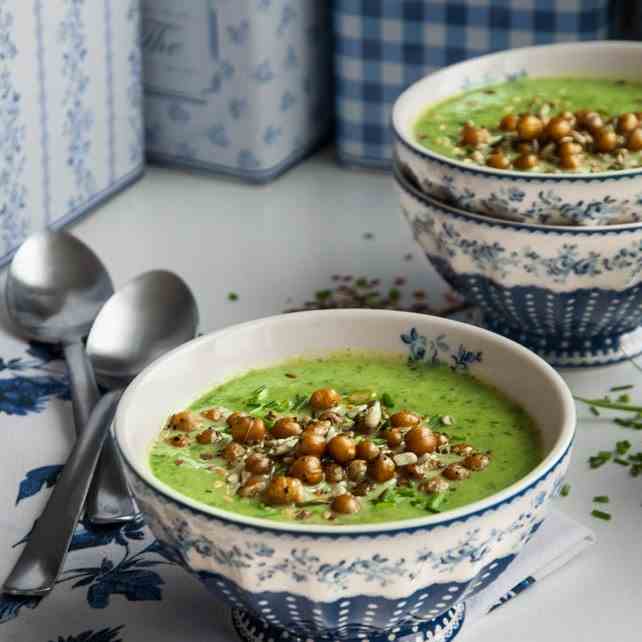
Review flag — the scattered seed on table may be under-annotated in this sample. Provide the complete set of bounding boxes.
[591,510,611,521]
[227,292,239,301]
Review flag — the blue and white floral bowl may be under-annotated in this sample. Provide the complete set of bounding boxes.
[396,163,642,367]
[392,41,642,226]
[114,310,575,642]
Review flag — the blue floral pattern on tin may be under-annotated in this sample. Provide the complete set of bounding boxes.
[59,0,96,209]
[127,0,144,165]
[0,0,28,252]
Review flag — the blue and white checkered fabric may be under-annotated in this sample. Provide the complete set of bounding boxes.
[333,0,614,169]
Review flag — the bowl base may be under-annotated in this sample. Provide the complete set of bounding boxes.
[231,604,465,642]
[481,315,642,368]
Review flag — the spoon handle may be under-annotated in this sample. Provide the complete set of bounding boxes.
[63,342,139,524]
[85,423,140,524]
[63,341,100,437]
[2,390,121,596]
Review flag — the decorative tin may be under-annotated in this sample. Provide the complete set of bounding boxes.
[333,0,615,170]
[142,0,333,183]
[0,0,145,266]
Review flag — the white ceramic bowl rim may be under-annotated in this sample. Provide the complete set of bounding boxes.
[394,160,642,234]
[115,310,576,536]
[392,40,642,181]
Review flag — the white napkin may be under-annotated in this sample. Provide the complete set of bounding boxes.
[465,509,595,623]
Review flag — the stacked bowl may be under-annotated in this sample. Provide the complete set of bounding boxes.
[392,41,642,368]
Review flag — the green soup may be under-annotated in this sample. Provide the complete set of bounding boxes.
[150,352,542,525]
[415,76,642,172]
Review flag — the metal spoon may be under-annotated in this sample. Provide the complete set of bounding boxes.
[4,230,138,524]
[3,270,198,596]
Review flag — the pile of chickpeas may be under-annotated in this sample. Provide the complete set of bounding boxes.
[460,109,642,171]
[166,387,491,519]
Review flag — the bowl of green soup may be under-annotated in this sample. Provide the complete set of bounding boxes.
[393,41,642,226]
[114,309,574,642]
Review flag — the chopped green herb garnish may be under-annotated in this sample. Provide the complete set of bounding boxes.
[388,288,401,302]
[227,292,238,301]
[593,495,609,503]
[381,392,394,408]
[614,457,630,466]
[315,289,332,302]
[560,483,571,497]
[575,397,642,413]
[610,384,634,392]
[591,510,611,521]
[589,451,612,468]
[425,492,447,513]
[291,393,308,411]
[589,406,600,417]
[618,394,631,403]
[616,440,631,455]
[613,417,642,430]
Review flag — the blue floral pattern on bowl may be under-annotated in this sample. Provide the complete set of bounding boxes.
[392,43,642,226]
[397,166,642,367]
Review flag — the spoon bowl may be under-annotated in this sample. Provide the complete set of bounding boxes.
[87,270,199,389]
[6,230,114,343]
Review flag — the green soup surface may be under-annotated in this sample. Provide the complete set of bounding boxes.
[414,76,642,172]
[150,352,542,525]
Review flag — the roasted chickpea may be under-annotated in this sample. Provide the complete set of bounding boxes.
[517,115,543,141]
[324,462,346,484]
[627,128,642,151]
[289,455,324,485]
[167,411,198,432]
[168,434,189,448]
[297,432,326,457]
[356,439,380,462]
[317,410,342,424]
[514,153,538,170]
[545,116,571,141]
[420,476,450,494]
[515,141,536,155]
[238,475,268,498]
[559,111,576,127]
[223,442,245,463]
[226,411,247,427]
[594,128,618,153]
[486,151,510,170]
[384,428,404,449]
[618,112,639,134]
[390,411,421,428]
[271,417,303,439]
[331,493,360,514]
[463,453,491,471]
[368,455,396,483]
[451,443,475,457]
[559,154,581,170]
[245,453,272,475]
[574,109,591,125]
[303,420,330,437]
[461,123,489,147]
[499,114,518,131]
[310,388,341,411]
[196,428,215,445]
[346,459,368,482]
[230,416,266,444]
[264,476,304,505]
[442,463,471,481]
[201,408,221,422]
[558,141,583,158]
[585,113,604,133]
[405,426,438,456]
[327,435,357,464]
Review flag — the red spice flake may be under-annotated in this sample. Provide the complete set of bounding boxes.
[394,277,406,286]
[332,274,341,281]
[199,453,214,461]
[342,275,353,282]
[413,289,426,300]
[369,278,381,286]
[175,459,185,466]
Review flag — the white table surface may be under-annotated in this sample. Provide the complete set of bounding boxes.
[2,151,641,641]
